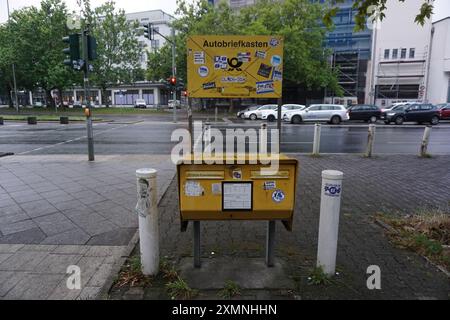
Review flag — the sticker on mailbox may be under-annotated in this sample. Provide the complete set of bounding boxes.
[185,181,204,197]
[272,190,285,203]
[264,181,276,190]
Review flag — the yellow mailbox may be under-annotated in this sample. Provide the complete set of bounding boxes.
[177,154,298,232]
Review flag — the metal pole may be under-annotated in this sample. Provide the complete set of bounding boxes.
[420,126,432,157]
[6,0,19,113]
[266,221,276,267]
[277,98,282,146]
[193,221,201,268]
[312,123,322,156]
[188,97,193,154]
[365,124,376,158]
[171,27,177,123]
[83,27,94,161]
[135,169,159,276]
[215,106,218,123]
[317,170,344,277]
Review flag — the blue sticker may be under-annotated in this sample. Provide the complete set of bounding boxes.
[272,190,285,203]
[324,184,341,197]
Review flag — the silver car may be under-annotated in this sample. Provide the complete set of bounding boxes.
[284,104,349,125]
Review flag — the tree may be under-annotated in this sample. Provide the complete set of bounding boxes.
[80,0,143,106]
[158,0,342,107]
[326,0,434,30]
[1,0,79,108]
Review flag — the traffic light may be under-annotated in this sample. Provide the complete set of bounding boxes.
[143,23,154,40]
[87,35,97,61]
[62,34,80,68]
[169,77,177,86]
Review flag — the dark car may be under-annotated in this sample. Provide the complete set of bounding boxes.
[382,103,440,125]
[348,104,381,123]
[436,103,450,120]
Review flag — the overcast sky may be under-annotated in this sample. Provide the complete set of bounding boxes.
[0,0,449,23]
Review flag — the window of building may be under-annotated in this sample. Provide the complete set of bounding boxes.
[392,49,398,59]
[384,49,390,59]
[409,48,415,59]
[401,48,407,59]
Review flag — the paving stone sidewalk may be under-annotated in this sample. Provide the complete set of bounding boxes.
[110,154,450,300]
[0,155,176,299]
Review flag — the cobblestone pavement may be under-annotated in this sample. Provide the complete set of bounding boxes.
[0,155,176,299]
[110,154,450,300]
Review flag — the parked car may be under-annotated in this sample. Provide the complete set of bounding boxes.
[381,101,418,113]
[382,103,440,125]
[244,104,277,120]
[134,99,147,109]
[168,100,181,109]
[348,104,381,123]
[436,103,450,120]
[262,104,306,121]
[284,104,349,125]
[70,101,82,108]
[237,106,259,119]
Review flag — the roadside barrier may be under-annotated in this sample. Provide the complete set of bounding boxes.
[60,116,69,124]
[27,117,37,125]
[365,124,376,158]
[312,123,321,156]
[0,117,3,125]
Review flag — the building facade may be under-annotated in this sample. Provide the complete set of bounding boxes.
[426,17,450,104]
[125,10,175,69]
[320,0,373,105]
[368,0,434,107]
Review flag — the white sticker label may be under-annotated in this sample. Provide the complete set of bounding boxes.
[212,183,222,195]
[194,51,205,64]
[264,181,276,190]
[223,183,252,210]
[272,190,285,203]
[185,181,204,197]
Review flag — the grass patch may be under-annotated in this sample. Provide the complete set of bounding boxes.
[420,153,433,159]
[115,255,152,288]
[376,209,450,270]
[166,277,198,300]
[218,280,241,299]
[307,266,333,285]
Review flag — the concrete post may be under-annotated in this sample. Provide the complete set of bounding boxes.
[135,168,159,276]
[420,126,432,157]
[312,124,322,156]
[365,124,376,158]
[317,170,344,277]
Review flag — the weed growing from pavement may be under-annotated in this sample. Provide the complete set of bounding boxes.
[218,280,241,299]
[166,277,198,300]
[376,209,450,270]
[115,255,152,288]
[308,266,333,285]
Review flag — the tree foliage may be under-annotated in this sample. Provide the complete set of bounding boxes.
[79,0,144,94]
[325,0,434,30]
[0,0,78,106]
[149,0,341,95]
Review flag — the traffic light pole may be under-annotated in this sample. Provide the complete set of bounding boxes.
[83,27,95,162]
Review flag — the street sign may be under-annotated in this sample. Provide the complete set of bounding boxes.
[187,35,284,99]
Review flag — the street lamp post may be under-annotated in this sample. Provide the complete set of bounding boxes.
[6,0,20,113]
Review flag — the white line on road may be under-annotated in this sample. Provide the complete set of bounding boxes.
[17,123,134,155]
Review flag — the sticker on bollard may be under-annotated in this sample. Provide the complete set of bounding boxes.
[135,178,151,218]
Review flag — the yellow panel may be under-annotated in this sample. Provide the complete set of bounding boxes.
[186,171,225,180]
[187,35,284,99]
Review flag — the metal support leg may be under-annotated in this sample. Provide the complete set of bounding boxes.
[193,221,201,268]
[266,221,276,267]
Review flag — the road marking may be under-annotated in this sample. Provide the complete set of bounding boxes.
[17,123,134,155]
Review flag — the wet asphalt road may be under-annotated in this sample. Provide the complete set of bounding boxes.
[0,115,449,156]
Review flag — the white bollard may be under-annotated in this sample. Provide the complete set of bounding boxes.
[365,124,376,158]
[317,170,344,277]
[420,126,432,157]
[312,123,322,156]
[135,169,159,276]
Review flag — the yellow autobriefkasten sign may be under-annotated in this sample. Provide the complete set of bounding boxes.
[187,35,284,98]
